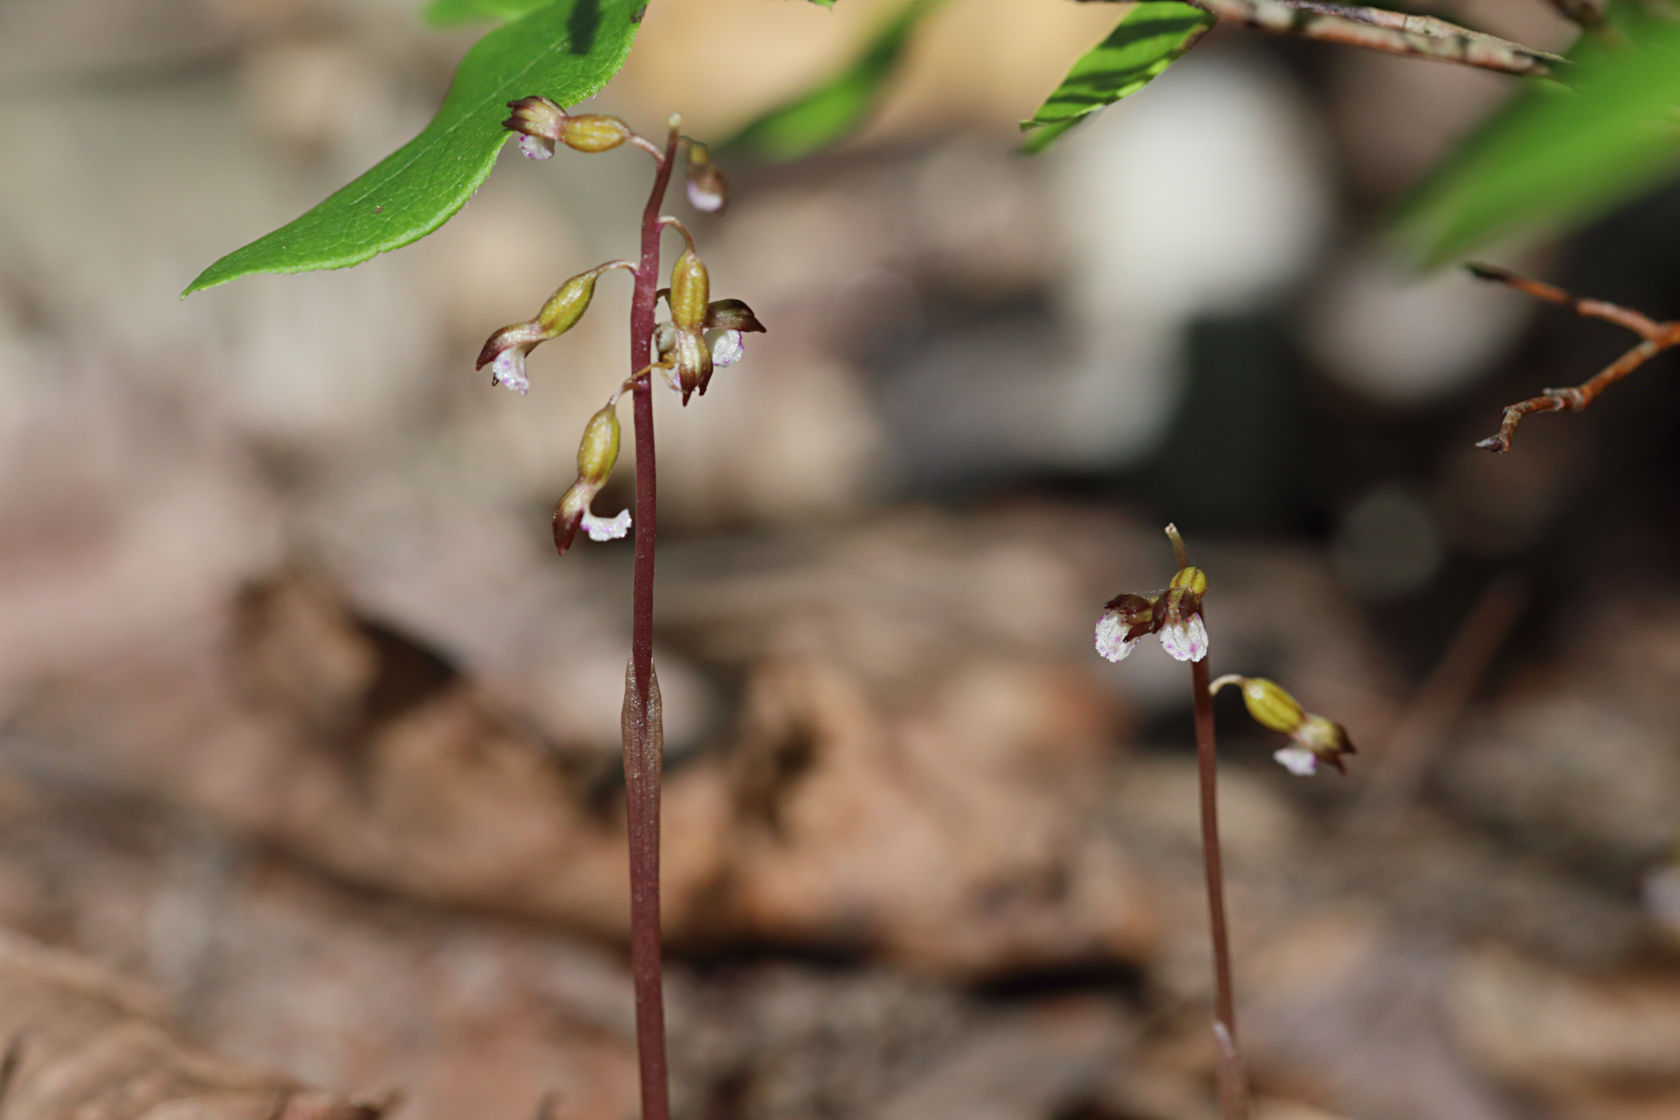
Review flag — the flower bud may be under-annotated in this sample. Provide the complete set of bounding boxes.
[560,114,632,153]
[684,144,727,213]
[668,249,709,333]
[538,270,599,337]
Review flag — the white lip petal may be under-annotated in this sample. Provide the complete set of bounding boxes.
[709,329,744,367]
[519,134,555,160]
[687,178,724,214]
[490,349,530,394]
[1159,615,1209,662]
[1094,611,1136,662]
[1273,747,1318,777]
[582,508,632,541]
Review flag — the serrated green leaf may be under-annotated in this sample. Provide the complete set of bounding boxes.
[1019,2,1212,155]
[424,0,549,27]
[722,0,946,161]
[185,0,641,296]
[1394,3,1680,266]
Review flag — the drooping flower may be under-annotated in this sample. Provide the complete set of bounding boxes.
[553,403,631,556]
[476,321,547,394]
[503,97,632,156]
[649,259,765,402]
[1093,566,1209,664]
[1094,593,1157,663]
[1209,675,1357,777]
[475,268,605,394]
[684,143,727,213]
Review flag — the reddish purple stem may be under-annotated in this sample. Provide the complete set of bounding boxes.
[1192,655,1248,1120]
[624,122,681,1120]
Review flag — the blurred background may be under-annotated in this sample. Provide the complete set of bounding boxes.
[3,0,1680,1117]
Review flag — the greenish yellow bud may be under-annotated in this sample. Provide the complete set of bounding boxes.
[576,404,621,484]
[560,114,632,153]
[669,249,709,333]
[537,271,599,336]
[1169,566,1208,596]
[1237,678,1304,735]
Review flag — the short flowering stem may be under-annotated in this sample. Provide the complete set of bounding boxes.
[1168,524,1247,1119]
[623,116,682,1120]
[1193,655,1248,1120]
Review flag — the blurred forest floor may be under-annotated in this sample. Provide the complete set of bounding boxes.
[4,0,1680,1118]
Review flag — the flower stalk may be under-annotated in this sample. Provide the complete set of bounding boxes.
[1101,526,1349,1116]
[622,116,684,1120]
[488,98,761,1119]
[1168,524,1249,1120]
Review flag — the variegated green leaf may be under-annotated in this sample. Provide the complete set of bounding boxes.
[1020,1,1212,154]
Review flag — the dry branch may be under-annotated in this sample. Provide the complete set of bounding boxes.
[1176,0,1564,77]
[0,930,381,1120]
[1468,264,1680,452]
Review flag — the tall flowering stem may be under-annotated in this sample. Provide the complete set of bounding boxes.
[1166,525,1248,1120]
[489,97,757,1116]
[624,118,683,1120]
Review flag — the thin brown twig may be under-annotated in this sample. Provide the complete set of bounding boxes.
[1173,0,1565,77]
[1468,263,1680,452]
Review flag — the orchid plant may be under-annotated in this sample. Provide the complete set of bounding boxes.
[182,0,1668,1115]
[1096,525,1355,1119]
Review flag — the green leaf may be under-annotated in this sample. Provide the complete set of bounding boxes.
[1394,4,1680,266]
[722,0,946,161]
[1019,2,1212,155]
[424,0,550,27]
[185,0,642,296]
